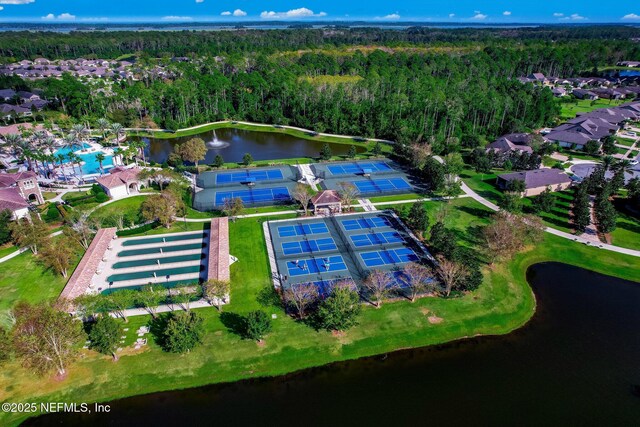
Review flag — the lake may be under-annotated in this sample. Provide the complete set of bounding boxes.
[27,263,640,426]
[140,127,365,165]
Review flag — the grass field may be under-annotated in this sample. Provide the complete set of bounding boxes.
[559,98,625,120]
[1,199,639,426]
[610,205,640,251]
[522,190,574,234]
[88,195,149,227]
[614,137,636,147]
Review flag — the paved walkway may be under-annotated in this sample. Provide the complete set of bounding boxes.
[0,230,63,264]
[459,180,640,257]
[297,163,319,191]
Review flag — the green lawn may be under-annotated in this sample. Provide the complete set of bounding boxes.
[1,200,639,426]
[88,195,149,226]
[42,191,58,201]
[522,190,574,233]
[614,137,636,147]
[0,244,19,259]
[559,99,625,120]
[610,207,640,251]
[460,169,502,204]
[184,203,296,219]
[368,193,425,203]
[61,190,91,201]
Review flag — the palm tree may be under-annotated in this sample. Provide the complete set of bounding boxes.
[62,133,77,150]
[113,147,124,166]
[614,159,633,175]
[601,155,615,172]
[95,152,106,176]
[96,118,110,141]
[67,152,78,177]
[110,123,124,147]
[4,133,23,158]
[70,124,88,149]
[133,140,147,166]
[56,153,68,182]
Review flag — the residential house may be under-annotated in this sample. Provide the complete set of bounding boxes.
[0,171,44,219]
[496,169,572,196]
[572,89,599,100]
[486,133,535,155]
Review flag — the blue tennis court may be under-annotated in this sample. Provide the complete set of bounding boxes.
[291,278,356,298]
[353,178,412,193]
[341,216,391,231]
[360,248,419,267]
[350,231,404,247]
[215,187,290,205]
[216,169,284,184]
[277,222,329,238]
[286,255,348,277]
[282,238,337,255]
[327,161,393,175]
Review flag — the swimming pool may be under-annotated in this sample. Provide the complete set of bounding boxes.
[54,143,114,176]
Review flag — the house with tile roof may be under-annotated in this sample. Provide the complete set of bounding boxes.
[96,167,143,199]
[311,190,342,215]
[0,171,42,219]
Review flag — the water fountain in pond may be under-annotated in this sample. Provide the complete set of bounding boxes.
[205,130,230,149]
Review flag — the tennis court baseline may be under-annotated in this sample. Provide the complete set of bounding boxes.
[215,187,290,205]
[286,255,348,277]
[277,222,329,238]
[360,248,419,267]
[216,169,284,184]
[350,231,404,247]
[341,216,391,231]
[353,177,412,193]
[327,161,393,175]
[282,238,337,255]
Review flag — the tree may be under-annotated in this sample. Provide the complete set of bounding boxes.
[572,184,591,232]
[532,187,555,213]
[170,287,196,312]
[429,221,457,258]
[284,282,319,319]
[482,211,545,263]
[110,122,125,146]
[213,154,225,168]
[421,157,445,192]
[242,152,253,166]
[595,198,617,234]
[402,262,435,302]
[320,143,332,161]
[66,213,96,249]
[406,202,429,238]
[371,141,383,156]
[222,197,244,221]
[95,152,106,176]
[175,137,207,170]
[584,140,600,156]
[498,192,523,213]
[347,145,357,159]
[162,311,204,353]
[40,237,76,278]
[0,209,12,245]
[141,192,177,228]
[202,279,230,311]
[0,326,11,365]
[11,301,86,377]
[362,269,395,308]
[337,181,359,211]
[89,314,121,361]
[626,177,640,208]
[9,214,49,255]
[316,285,361,331]
[244,310,272,342]
[101,290,136,322]
[505,179,526,194]
[292,183,313,216]
[434,255,468,297]
[135,285,165,318]
[601,136,616,155]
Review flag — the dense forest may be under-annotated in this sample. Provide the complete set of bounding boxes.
[1,26,639,148]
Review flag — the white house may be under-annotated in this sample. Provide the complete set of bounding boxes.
[96,167,143,199]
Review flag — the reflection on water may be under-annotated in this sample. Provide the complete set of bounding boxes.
[27,263,640,426]
[141,127,364,164]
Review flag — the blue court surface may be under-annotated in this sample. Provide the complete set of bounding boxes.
[215,187,290,205]
[360,248,419,267]
[216,169,284,184]
[350,231,404,247]
[327,161,393,175]
[353,178,412,193]
[290,278,356,298]
[282,238,337,255]
[277,222,329,238]
[341,216,391,231]
[286,255,348,277]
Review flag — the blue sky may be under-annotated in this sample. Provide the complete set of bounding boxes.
[0,0,638,23]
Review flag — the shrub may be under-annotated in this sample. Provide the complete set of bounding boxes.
[244,310,271,341]
[95,193,109,203]
[45,204,61,221]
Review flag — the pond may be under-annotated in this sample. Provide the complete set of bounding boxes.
[140,127,366,165]
[26,263,640,425]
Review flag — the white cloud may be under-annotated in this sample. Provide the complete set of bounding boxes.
[503,11,511,16]
[42,13,76,21]
[161,16,193,21]
[621,13,640,20]
[382,13,400,20]
[195,0,204,3]
[553,13,564,17]
[0,0,35,4]
[448,13,455,18]
[233,9,247,17]
[221,11,231,16]
[0,6,4,11]
[561,13,586,21]
[260,7,326,19]
[471,13,487,20]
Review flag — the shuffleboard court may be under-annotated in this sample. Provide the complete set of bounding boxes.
[216,169,284,184]
[341,216,391,231]
[350,231,404,247]
[360,248,419,267]
[282,238,337,255]
[215,187,290,205]
[107,265,202,283]
[286,255,348,277]
[327,161,393,175]
[353,177,412,193]
[277,222,329,238]
[118,243,205,257]
[122,232,204,246]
